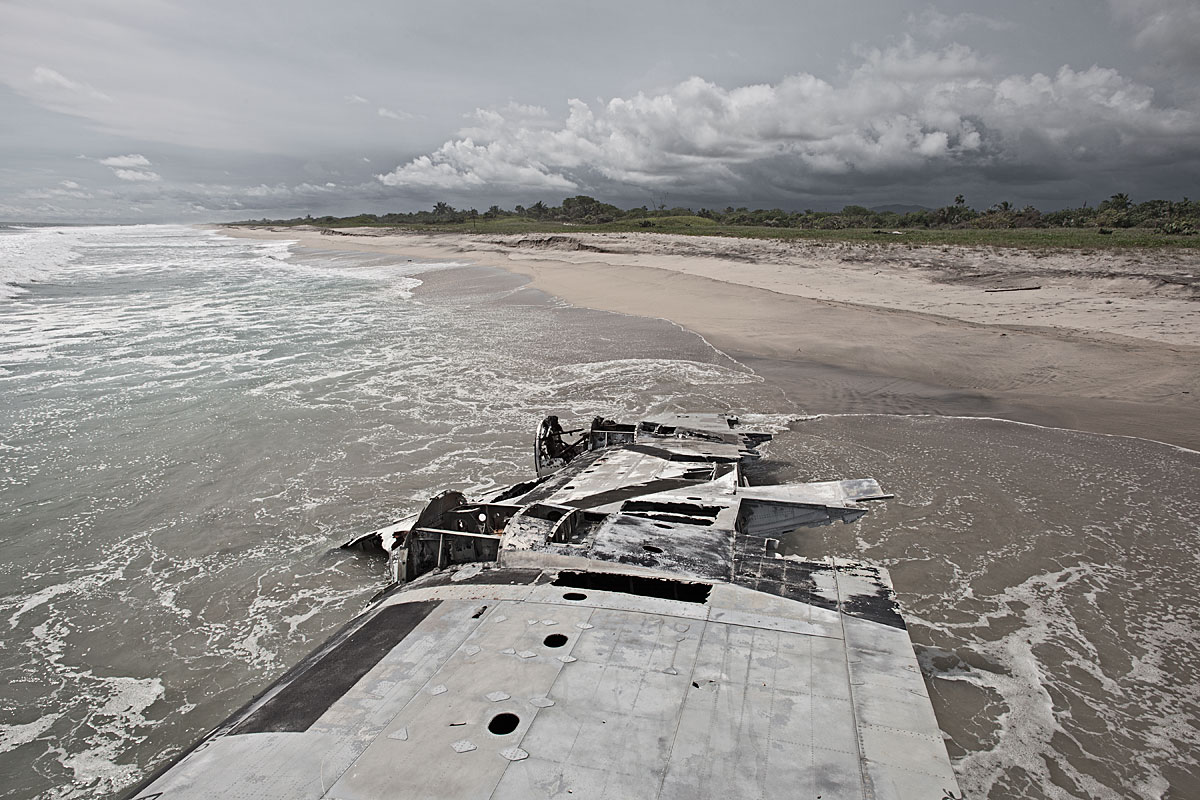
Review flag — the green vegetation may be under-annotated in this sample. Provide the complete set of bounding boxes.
[234,193,1200,249]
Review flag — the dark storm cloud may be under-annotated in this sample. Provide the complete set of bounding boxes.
[379,40,1199,209]
[1111,0,1200,73]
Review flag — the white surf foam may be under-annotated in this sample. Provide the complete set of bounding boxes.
[804,411,1200,456]
[0,713,60,755]
[0,226,87,297]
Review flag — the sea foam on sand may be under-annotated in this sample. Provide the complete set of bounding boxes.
[224,226,1200,450]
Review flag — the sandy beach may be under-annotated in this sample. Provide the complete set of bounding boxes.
[222,226,1200,450]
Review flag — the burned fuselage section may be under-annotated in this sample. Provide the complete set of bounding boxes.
[349,413,896,620]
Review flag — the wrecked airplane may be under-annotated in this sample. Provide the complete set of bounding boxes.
[127,412,962,799]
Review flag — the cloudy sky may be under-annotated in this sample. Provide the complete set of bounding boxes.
[2,0,1199,222]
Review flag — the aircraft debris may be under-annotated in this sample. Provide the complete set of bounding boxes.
[126,412,961,800]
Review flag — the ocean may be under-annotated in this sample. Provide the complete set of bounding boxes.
[0,224,1196,798]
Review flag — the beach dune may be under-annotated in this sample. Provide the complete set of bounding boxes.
[223,227,1200,450]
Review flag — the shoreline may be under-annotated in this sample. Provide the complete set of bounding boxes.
[218,226,1200,450]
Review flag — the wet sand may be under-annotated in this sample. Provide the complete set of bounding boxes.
[222,226,1200,450]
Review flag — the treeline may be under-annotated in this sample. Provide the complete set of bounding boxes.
[241,193,1200,234]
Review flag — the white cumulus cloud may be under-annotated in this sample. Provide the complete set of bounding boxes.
[98,154,160,182]
[99,154,152,168]
[379,137,577,191]
[112,168,161,182]
[377,39,1199,198]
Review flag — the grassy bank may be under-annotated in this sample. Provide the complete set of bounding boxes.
[250,216,1200,251]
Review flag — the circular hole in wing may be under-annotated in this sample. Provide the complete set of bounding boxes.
[488,713,520,735]
[643,544,663,554]
[563,592,587,601]
[543,633,568,648]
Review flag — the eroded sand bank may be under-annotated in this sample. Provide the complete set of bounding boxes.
[221,226,1200,449]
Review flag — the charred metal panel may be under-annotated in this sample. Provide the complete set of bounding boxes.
[588,417,638,450]
[340,512,418,553]
[440,503,519,535]
[230,600,441,734]
[552,569,712,604]
[488,477,544,503]
[516,449,609,505]
[732,540,840,611]
[620,499,722,527]
[408,529,500,573]
[414,566,546,589]
[501,504,605,551]
[500,506,561,550]
[832,560,906,629]
[414,490,466,530]
[521,503,573,522]
[589,514,734,581]
[565,469,735,510]
[730,549,907,629]
[621,511,717,526]
[587,429,636,449]
[639,411,771,447]
[623,443,740,463]
[840,588,905,629]
[546,507,585,543]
